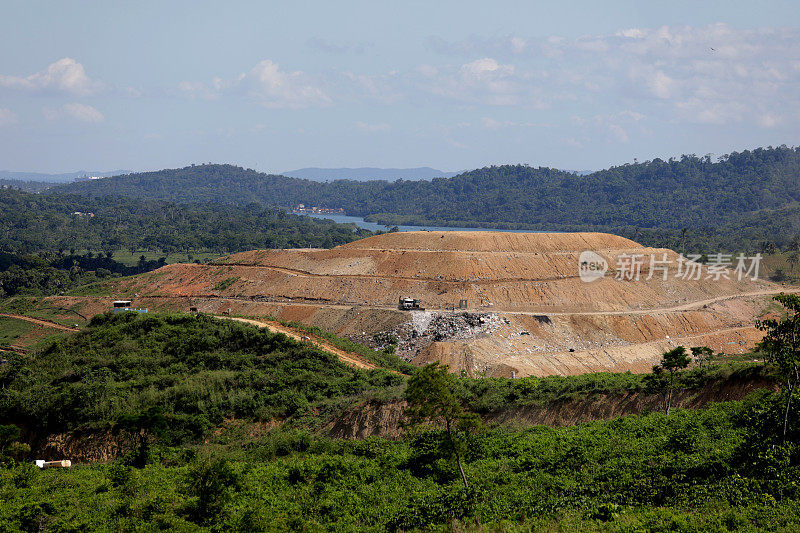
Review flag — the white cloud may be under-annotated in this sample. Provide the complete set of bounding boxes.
[648,70,676,99]
[756,113,782,128]
[244,60,330,108]
[355,121,390,132]
[425,35,535,57]
[427,58,535,107]
[674,98,746,125]
[414,64,439,78]
[481,117,504,130]
[305,37,370,54]
[0,58,105,96]
[480,117,546,130]
[616,28,645,39]
[0,108,19,127]
[571,111,646,144]
[178,81,219,100]
[43,103,104,123]
[510,37,527,54]
[180,60,330,109]
[423,24,800,127]
[341,70,404,104]
[461,58,513,77]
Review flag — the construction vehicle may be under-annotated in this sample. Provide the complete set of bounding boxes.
[398,297,424,311]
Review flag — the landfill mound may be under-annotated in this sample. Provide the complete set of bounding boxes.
[117,231,780,377]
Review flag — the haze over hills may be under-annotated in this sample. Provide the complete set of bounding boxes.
[0,169,130,183]
[51,145,800,251]
[282,166,460,181]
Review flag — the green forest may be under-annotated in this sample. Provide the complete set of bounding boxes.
[0,190,373,255]
[53,145,800,252]
[0,189,375,297]
[0,310,798,531]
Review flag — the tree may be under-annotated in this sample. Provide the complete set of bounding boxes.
[790,234,800,252]
[652,346,691,415]
[690,346,714,367]
[771,268,787,283]
[756,293,800,442]
[787,251,799,273]
[404,362,479,492]
[185,456,241,523]
[116,406,168,468]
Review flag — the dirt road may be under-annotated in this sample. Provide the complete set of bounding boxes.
[216,316,379,370]
[152,287,792,317]
[0,313,79,332]
[510,288,795,317]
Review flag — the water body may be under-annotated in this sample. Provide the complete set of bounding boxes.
[303,213,534,233]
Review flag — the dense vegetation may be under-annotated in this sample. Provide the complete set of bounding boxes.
[0,189,373,256]
[0,312,798,530]
[0,251,171,297]
[0,189,374,296]
[54,145,800,252]
[0,179,52,193]
[0,313,405,440]
[1,399,797,531]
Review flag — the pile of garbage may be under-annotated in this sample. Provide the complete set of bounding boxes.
[379,312,501,360]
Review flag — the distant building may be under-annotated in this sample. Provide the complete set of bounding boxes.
[292,204,345,215]
[112,300,148,314]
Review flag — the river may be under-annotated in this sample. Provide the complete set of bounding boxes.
[303,213,535,233]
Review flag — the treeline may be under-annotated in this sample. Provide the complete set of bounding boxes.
[53,145,800,252]
[0,251,168,297]
[0,189,373,255]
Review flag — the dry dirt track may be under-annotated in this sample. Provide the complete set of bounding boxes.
[514,288,796,317]
[216,316,380,371]
[0,313,79,332]
[217,261,598,285]
[147,287,793,316]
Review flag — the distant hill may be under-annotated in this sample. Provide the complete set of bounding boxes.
[282,167,459,181]
[54,165,325,205]
[0,169,130,183]
[52,146,800,251]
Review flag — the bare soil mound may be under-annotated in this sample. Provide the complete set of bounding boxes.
[107,231,784,377]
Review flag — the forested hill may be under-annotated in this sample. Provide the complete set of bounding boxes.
[0,189,374,255]
[53,146,800,246]
[52,165,324,205]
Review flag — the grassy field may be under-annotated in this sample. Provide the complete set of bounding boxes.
[0,316,34,347]
[0,316,69,352]
[759,251,800,284]
[0,297,91,326]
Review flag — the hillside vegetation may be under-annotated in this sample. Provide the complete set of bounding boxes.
[0,312,798,531]
[0,190,375,296]
[0,313,406,441]
[54,145,800,252]
[0,190,373,255]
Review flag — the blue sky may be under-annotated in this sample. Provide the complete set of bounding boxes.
[1,0,799,174]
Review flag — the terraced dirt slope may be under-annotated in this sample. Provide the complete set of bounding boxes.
[114,231,782,377]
